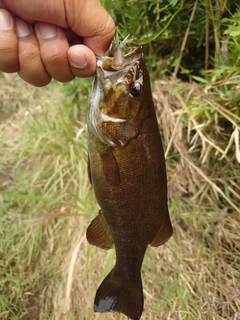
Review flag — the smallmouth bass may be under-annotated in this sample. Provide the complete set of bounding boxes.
[87,38,173,320]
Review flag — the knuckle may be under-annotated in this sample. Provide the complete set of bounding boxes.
[41,49,67,64]
[0,56,19,73]
[19,70,51,87]
[0,36,19,72]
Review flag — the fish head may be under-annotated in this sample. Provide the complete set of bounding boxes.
[88,40,152,147]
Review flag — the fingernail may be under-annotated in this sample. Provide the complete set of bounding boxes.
[69,52,87,69]
[15,19,31,37]
[0,9,12,30]
[38,22,57,39]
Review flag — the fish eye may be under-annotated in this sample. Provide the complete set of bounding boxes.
[130,81,142,97]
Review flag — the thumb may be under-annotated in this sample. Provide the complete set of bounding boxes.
[65,0,116,55]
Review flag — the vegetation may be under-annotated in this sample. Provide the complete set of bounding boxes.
[0,1,239,319]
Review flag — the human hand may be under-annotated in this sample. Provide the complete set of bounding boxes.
[0,0,115,86]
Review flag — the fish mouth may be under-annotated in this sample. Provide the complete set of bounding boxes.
[96,45,142,72]
[100,112,126,123]
[88,43,142,147]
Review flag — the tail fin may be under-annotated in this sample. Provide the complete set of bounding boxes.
[94,268,143,320]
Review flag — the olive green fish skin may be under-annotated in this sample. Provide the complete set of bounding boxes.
[87,45,173,320]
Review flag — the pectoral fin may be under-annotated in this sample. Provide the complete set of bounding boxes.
[100,147,120,187]
[86,210,114,250]
[150,212,173,246]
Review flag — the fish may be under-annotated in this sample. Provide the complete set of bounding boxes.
[86,37,173,320]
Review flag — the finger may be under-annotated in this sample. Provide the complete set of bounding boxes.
[14,18,51,87]
[66,0,116,56]
[2,0,66,25]
[0,9,19,72]
[68,44,96,78]
[0,1,8,10]
[35,22,75,83]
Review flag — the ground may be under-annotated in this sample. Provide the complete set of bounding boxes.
[0,73,239,320]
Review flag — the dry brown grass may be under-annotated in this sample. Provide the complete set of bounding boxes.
[0,74,239,320]
[153,80,240,215]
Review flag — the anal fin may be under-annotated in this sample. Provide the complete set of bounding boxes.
[150,212,173,247]
[87,210,113,249]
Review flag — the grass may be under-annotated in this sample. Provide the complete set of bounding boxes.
[0,74,92,319]
[0,68,239,320]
